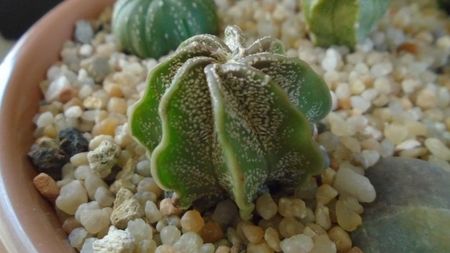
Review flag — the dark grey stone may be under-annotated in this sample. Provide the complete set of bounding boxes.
[352,157,450,253]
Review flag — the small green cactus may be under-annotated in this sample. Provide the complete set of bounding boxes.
[301,0,391,48]
[131,26,331,219]
[112,0,219,58]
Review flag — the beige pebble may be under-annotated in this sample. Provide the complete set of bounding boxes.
[180,210,205,233]
[316,184,338,205]
[247,242,274,253]
[346,247,364,253]
[110,197,144,229]
[241,223,264,244]
[321,168,336,185]
[107,97,127,114]
[264,227,281,252]
[33,173,60,200]
[160,198,181,216]
[315,205,331,230]
[278,217,304,238]
[92,117,120,136]
[83,96,105,110]
[87,139,120,178]
[416,89,437,109]
[333,166,376,203]
[70,152,89,167]
[425,138,450,161]
[62,217,82,234]
[335,200,362,232]
[278,198,307,219]
[328,226,352,253]
[43,124,58,138]
[256,193,278,220]
[384,124,408,145]
[215,245,230,253]
[340,136,361,153]
[310,234,337,253]
[304,224,327,236]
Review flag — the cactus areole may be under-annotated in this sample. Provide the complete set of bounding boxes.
[130,26,332,219]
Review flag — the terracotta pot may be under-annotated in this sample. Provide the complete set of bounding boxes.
[0,0,114,252]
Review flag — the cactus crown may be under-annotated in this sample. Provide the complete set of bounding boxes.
[130,26,331,219]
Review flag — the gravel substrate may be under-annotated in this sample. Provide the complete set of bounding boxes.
[29,0,450,253]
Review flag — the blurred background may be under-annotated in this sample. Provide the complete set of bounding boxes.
[0,0,62,61]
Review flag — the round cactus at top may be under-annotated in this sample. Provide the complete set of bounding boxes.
[130,26,332,219]
[112,0,219,58]
[302,0,391,48]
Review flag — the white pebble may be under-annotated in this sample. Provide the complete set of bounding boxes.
[328,113,355,137]
[334,166,376,203]
[136,160,151,177]
[358,150,381,168]
[371,62,393,77]
[321,48,342,72]
[36,111,54,128]
[350,96,371,113]
[92,226,135,253]
[145,201,163,224]
[79,84,94,99]
[69,227,88,250]
[160,225,181,245]
[56,180,88,215]
[79,44,94,56]
[95,186,115,207]
[335,83,350,99]
[75,201,100,222]
[199,243,215,253]
[127,218,153,242]
[80,208,110,234]
[84,172,108,199]
[45,75,73,102]
[80,238,96,253]
[65,106,83,118]
[280,234,314,253]
[395,139,421,151]
[173,232,203,253]
[361,88,379,101]
[374,77,392,94]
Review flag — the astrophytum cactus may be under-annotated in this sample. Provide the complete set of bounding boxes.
[112,0,219,58]
[131,26,331,219]
[302,0,391,48]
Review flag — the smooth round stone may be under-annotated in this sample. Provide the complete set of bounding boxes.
[352,157,450,253]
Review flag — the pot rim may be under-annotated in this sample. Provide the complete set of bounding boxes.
[0,0,114,252]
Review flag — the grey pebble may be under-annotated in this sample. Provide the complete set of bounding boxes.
[28,138,67,180]
[75,20,94,44]
[59,128,89,158]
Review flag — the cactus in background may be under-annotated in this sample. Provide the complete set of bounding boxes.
[130,26,331,219]
[112,0,219,58]
[301,0,391,48]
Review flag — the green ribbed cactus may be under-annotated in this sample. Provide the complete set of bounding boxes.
[112,0,219,58]
[302,0,391,48]
[130,26,331,219]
